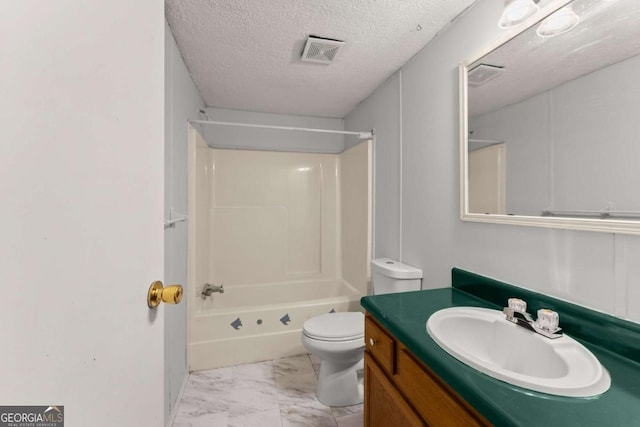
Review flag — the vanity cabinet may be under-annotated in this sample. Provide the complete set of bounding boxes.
[364,314,490,427]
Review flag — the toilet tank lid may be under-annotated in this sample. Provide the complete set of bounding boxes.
[371,258,422,279]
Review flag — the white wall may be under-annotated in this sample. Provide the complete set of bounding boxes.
[201,108,345,153]
[345,0,640,323]
[164,22,205,424]
[344,74,402,260]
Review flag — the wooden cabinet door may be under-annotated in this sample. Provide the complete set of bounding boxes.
[394,347,487,427]
[364,353,425,427]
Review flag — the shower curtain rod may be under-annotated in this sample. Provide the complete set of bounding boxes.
[189,119,374,139]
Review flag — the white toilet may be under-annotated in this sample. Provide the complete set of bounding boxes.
[301,258,422,407]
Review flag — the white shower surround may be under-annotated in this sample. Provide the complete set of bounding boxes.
[187,126,371,370]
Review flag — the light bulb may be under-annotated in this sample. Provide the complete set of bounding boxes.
[537,5,580,37]
[499,0,539,28]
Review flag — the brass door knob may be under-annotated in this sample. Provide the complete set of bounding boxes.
[147,281,183,308]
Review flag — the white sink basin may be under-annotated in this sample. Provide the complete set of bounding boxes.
[426,307,610,397]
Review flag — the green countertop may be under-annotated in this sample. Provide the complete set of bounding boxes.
[360,270,640,427]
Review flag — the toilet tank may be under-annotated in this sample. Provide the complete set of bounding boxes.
[370,258,422,295]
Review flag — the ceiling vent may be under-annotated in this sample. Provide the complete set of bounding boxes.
[301,36,345,64]
[468,63,504,86]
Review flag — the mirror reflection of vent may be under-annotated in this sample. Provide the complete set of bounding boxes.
[468,64,504,86]
[301,36,345,64]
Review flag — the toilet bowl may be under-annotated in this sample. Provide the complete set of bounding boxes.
[301,258,423,407]
[302,312,365,407]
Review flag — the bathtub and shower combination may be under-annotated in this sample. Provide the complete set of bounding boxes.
[189,279,362,369]
[187,126,372,370]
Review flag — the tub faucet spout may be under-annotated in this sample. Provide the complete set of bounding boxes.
[202,283,224,298]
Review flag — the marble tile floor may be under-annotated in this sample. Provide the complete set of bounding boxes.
[172,354,363,427]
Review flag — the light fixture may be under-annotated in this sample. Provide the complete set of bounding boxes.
[498,0,539,28]
[536,4,580,37]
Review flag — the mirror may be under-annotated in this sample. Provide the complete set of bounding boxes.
[460,0,640,234]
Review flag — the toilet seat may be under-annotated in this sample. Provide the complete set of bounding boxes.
[303,312,364,341]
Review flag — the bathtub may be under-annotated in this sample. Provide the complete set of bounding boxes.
[188,279,363,371]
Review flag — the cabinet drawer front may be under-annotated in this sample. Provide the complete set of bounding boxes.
[365,315,395,374]
[394,347,487,427]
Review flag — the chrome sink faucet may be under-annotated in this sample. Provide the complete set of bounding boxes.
[503,298,563,339]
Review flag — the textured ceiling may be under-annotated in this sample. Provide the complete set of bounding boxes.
[165,0,477,118]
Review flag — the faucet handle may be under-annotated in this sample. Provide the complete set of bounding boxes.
[508,298,527,313]
[536,309,560,332]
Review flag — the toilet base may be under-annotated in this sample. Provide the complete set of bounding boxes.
[316,357,364,407]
